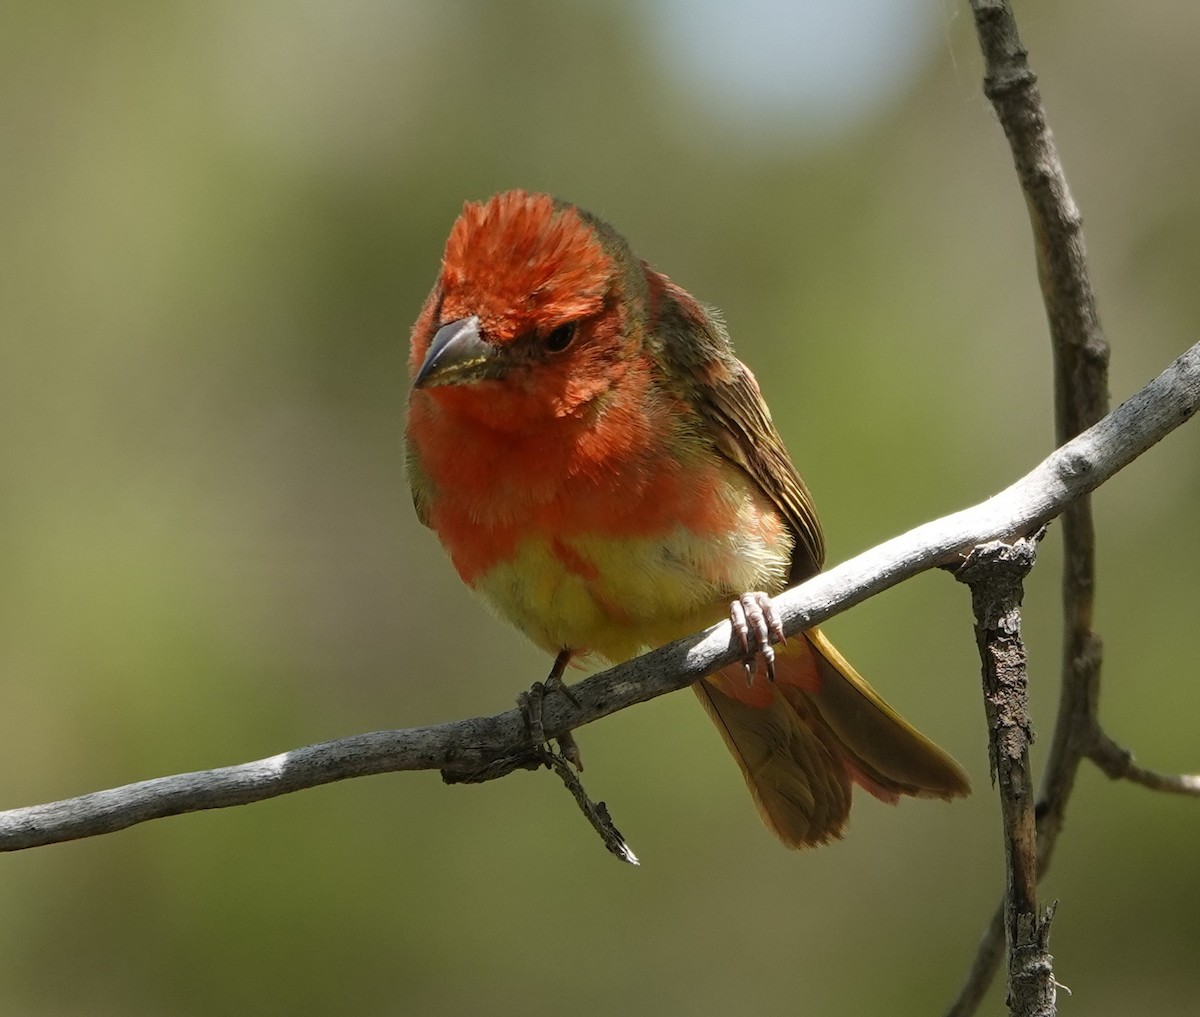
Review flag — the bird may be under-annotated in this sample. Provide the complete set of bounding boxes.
[404,190,970,848]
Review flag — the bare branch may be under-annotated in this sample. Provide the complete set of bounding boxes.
[1088,732,1200,798]
[0,341,1196,854]
[537,748,640,865]
[441,743,641,864]
[958,538,1057,1016]
[951,1,1112,1010]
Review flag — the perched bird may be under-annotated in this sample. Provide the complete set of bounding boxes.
[405,190,969,848]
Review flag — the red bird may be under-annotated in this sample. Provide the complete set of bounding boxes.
[405,191,969,847]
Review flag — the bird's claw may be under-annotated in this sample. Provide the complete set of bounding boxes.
[518,649,584,769]
[730,591,786,684]
[555,730,584,771]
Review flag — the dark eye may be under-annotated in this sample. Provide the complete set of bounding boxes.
[543,321,576,353]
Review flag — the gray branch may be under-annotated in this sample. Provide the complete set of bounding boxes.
[1,340,1196,854]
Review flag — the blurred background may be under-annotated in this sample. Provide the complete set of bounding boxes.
[2,2,1198,1014]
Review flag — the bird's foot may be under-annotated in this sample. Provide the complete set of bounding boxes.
[730,591,787,684]
[517,649,584,770]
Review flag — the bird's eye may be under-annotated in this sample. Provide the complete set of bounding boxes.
[543,322,576,353]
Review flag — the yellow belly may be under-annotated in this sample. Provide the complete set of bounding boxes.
[473,512,793,664]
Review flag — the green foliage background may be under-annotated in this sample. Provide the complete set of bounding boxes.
[2,3,1198,1015]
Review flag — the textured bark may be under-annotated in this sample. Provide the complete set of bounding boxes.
[958,539,1057,1017]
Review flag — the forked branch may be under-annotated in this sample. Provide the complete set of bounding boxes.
[949,1,1173,1013]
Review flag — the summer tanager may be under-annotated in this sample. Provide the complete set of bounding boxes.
[405,190,969,848]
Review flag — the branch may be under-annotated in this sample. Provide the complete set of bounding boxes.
[1087,732,1200,797]
[441,742,641,864]
[1,342,1196,853]
[957,538,1057,1016]
[949,1,1113,1010]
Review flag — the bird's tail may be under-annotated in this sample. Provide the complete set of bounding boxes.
[693,628,970,848]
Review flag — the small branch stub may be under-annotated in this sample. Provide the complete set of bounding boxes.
[441,745,639,865]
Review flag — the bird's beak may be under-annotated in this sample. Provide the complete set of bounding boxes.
[413,315,497,389]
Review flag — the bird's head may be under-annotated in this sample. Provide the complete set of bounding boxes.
[409,191,651,431]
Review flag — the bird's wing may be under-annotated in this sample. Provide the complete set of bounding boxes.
[653,282,825,583]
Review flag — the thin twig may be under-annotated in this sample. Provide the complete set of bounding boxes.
[0,342,1195,853]
[1087,732,1200,797]
[538,747,639,865]
[441,743,640,864]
